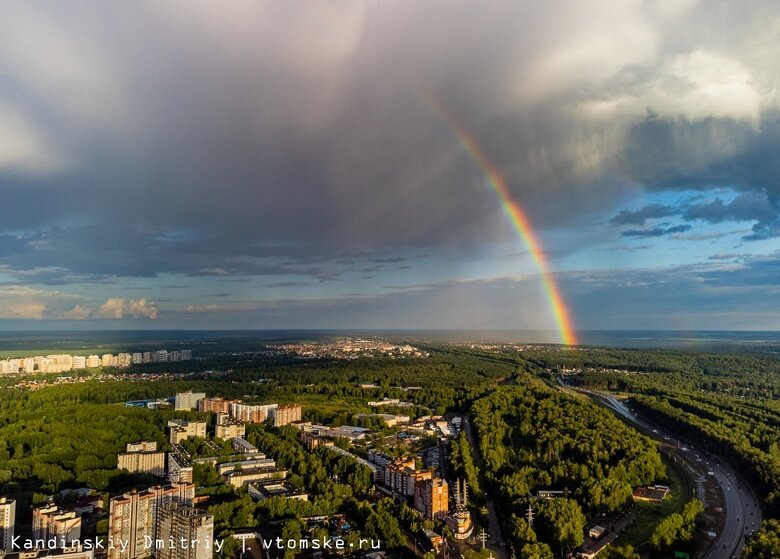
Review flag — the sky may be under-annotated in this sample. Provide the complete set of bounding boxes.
[0,0,779,335]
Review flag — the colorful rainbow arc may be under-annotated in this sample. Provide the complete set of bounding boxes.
[424,95,577,345]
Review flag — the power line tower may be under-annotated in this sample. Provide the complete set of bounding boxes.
[525,503,534,530]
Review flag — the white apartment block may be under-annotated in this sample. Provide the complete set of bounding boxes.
[0,497,15,552]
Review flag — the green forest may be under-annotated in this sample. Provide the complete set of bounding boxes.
[470,376,666,557]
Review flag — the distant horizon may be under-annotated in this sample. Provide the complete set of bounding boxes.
[0,329,779,355]
[0,328,779,333]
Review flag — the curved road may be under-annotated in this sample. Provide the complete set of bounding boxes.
[560,381,762,558]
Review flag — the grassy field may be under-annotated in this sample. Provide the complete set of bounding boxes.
[612,451,689,552]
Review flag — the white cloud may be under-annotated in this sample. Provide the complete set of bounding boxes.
[184,304,220,313]
[0,285,60,319]
[61,305,92,320]
[98,298,158,319]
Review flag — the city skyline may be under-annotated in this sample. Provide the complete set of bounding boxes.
[0,1,779,333]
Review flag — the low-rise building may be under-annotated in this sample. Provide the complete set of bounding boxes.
[632,485,670,503]
[231,437,260,455]
[247,481,308,502]
[353,413,410,427]
[224,468,287,488]
[216,458,276,476]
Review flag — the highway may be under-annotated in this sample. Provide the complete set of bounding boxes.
[559,380,762,558]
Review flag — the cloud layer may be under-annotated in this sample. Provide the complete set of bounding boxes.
[0,1,778,328]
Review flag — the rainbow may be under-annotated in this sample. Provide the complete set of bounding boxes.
[424,95,577,345]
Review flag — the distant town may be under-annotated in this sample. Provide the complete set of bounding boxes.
[255,340,429,360]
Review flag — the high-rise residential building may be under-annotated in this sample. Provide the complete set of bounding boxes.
[132,353,144,364]
[0,548,95,559]
[414,478,449,520]
[152,350,168,363]
[167,453,193,484]
[181,350,192,360]
[156,504,214,559]
[270,404,302,427]
[108,483,194,559]
[72,355,87,369]
[215,414,245,440]
[117,444,166,477]
[174,391,206,411]
[229,403,274,424]
[142,352,152,363]
[43,354,74,373]
[126,441,158,453]
[384,457,431,497]
[167,420,207,444]
[85,355,100,368]
[197,397,237,414]
[101,354,115,367]
[32,504,82,543]
[0,497,15,552]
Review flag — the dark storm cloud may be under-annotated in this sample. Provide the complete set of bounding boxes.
[621,117,780,238]
[683,191,777,224]
[610,204,676,226]
[0,0,778,287]
[621,224,691,238]
[743,220,780,241]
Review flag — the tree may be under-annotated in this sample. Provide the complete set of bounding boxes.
[520,542,555,559]
[509,513,537,548]
[605,545,640,559]
[649,499,702,551]
[536,498,585,556]
[280,519,303,559]
[744,519,780,559]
